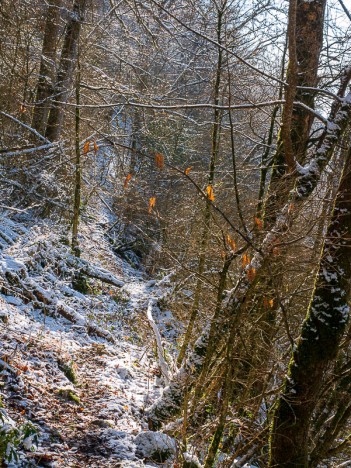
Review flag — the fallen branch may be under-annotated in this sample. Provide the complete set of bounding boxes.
[147,299,171,385]
[66,255,124,287]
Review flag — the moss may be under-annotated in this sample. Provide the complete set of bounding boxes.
[72,270,89,294]
[58,388,80,404]
[58,359,78,385]
[59,237,70,246]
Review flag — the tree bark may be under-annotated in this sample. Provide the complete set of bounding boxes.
[32,0,62,135]
[46,0,86,142]
[72,57,81,256]
[264,0,327,227]
[269,144,351,467]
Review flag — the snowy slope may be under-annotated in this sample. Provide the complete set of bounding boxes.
[0,212,181,467]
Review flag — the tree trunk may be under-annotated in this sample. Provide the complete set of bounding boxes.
[264,0,327,227]
[46,0,86,142]
[32,0,62,135]
[177,3,224,367]
[72,56,81,256]
[269,145,351,467]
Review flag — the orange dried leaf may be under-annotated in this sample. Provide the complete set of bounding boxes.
[124,173,132,189]
[269,298,274,308]
[226,234,236,251]
[185,166,193,175]
[246,266,256,282]
[206,185,215,201]
[288,203,294,214]
[19,104,26,113]
[273,246,280,256]
[155,152,164,169]
[83,140,90,154]
[93,140,99,152]
[254,217,263,230]
[242,253,250,268]
[148,196,156,213]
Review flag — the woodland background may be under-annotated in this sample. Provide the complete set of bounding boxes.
[1,0,351,467]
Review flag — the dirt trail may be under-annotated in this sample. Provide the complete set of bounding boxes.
[0,216,178,467]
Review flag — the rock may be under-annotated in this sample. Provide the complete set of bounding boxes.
[183,451,202,468]
[134,431,176,462]
[91,419,114,428]
[0,311,9,323]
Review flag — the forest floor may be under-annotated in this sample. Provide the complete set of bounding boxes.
[0,211,183,467]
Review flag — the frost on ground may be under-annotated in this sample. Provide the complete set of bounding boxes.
[0,212,181,467]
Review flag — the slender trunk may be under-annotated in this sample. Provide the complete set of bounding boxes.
[46,0,86,142]
[32,0,62,135]
[177,5,224,367]
[204,327,234,467]
[269,145,351,467]
[72,56,81,257]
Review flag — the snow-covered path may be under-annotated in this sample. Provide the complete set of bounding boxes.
[0,214,178,467]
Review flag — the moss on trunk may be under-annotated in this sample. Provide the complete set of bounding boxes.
[269,146,351,467]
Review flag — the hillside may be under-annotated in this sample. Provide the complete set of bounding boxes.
[0,211,186,467]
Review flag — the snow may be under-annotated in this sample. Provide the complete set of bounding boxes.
[0,212,181,466]
[134,431,176,461]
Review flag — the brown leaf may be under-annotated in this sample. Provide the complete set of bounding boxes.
[254,217,263,230]
[155,152,164,169]
[273,246,280,256]
[226,234,236,251]
[124,173,132,189]
[263,297,274,309]
[93,140,99,152]
[246,266,256,282]
[242,253,250,268]
[206,185,215,201]
[83,140,90,154]
[148,196,156,213]
[185,166,193,175]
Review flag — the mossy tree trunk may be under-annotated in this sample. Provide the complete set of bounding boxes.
[269,145,351,467]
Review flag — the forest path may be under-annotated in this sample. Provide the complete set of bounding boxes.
[0,214,178,467]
